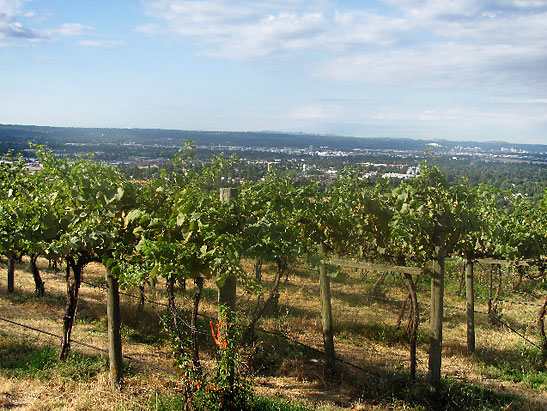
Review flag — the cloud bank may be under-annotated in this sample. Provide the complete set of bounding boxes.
[140,0,547,93]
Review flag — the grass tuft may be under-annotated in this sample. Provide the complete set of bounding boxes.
[0,333,107,382]
[359,372,518,410]
[150,393,317,411]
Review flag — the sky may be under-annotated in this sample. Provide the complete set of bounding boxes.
[1,0,547,144]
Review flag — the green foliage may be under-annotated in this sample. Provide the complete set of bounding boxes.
[161,306,253,411]
[387,164,453,262]
[331,168,391,259]
[122,149,246,293]
[240,174,302,269]
[4,146,546,293]
[0,152,40,258]
[11,146,139,270]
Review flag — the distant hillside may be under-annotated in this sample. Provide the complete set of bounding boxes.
[0,123,545,155]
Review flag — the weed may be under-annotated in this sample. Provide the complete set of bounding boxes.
[477,345,547,388]
[359,372,517,410]
[161,306,253,410]
[149,392,187,411]
[151,393,316,411]
[252,395,314,410]
[0,336,57,375]
[56,352,108,381]
[0,333,107,382]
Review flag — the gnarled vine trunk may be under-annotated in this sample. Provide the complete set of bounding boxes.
[191,277,204,374]
[490,264,502,325]
[30,253,45,297]
[512,265,525,291]
[106,267,123,389]
[59,257,85,361]
[245,259,284,340]
[404,273,419,383]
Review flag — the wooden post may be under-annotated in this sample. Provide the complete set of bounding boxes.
[7,256,14,293]
[537,294,547,370]
[106,268,123,389]
[487,264,493,315]
[218,187,238,314]
[319,241,335,380]
[465,259,475,354]
[429,212,445,389]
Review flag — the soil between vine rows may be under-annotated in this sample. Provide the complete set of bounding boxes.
[1,256,547,410]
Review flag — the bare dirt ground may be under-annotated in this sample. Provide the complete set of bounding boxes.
[1,257,547,410]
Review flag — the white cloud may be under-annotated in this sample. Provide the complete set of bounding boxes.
[319,41,546,90]
[0,1,117,48]
[140,0,417,58]
[78,39,125,48]
[31,54,58,62]
[289,103,341,120]
[54,23,124,49]
[0,0,47,44]
[496,97,547,104]
[134,23,163,35]
[55,23,92,37]
[135,0,547,99]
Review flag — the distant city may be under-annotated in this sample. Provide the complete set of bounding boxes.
[1,124,546,202]
[1,124,546,167]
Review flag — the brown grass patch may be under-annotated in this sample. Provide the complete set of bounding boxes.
[1,257,547,409]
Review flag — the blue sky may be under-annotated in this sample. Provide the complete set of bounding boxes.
[1,0,547,144]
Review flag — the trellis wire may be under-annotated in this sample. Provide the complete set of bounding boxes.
[39,269,376,375]
[0,316,178,376]
[32,263,545,374]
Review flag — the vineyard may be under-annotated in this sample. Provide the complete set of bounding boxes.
[1,144,547,410]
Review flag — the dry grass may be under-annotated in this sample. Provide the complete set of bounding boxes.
[1,256,547,409]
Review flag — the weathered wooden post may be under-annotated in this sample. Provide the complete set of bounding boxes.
[218,188,238,314]
[7,256,14,293]
[487,263,493,316]
[465,258,475,354]
[429,212,446,389]
[537,295,547,370]
[318,241,335,379]
[106,267,123,389]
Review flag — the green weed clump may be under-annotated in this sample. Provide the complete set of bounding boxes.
[478,345,547,389]
[0,332,107,381]
[359,372,517,410]
[151,394,314,411]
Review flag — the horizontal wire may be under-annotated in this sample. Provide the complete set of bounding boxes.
[35,265,544,373]
[0,316,178,376]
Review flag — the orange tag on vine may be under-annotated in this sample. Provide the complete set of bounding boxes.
[210,321,228,348]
